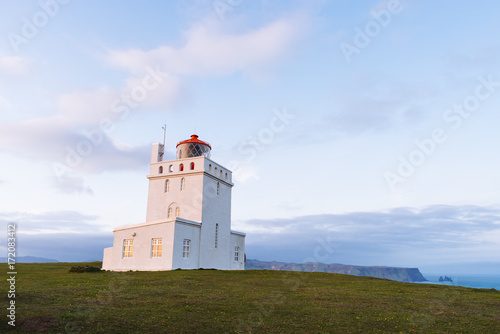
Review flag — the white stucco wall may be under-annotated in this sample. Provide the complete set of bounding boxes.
[230,232,246,270]
[102,220,176,271]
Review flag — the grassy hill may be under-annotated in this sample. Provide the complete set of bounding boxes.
[2,262,499,333]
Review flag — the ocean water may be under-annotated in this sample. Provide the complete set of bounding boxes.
[420,274,500,290]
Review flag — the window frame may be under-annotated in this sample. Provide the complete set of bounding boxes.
[123,239,134,258]
[151,238,163,258]
[234,246,240,262]
[215,223,218,248]
[182,239,191,259]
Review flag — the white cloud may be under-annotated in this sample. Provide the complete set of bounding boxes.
[0,56,31,75]
[105,17,305,76]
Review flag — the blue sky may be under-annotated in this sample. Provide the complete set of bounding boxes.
[1,0,500,274]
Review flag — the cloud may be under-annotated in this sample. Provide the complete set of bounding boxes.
[50,174,94,195]
[0,56,31,75]
[241,205,500,269]
[105,17,305,76]
[0,211,100,234]
[0,16,305,181]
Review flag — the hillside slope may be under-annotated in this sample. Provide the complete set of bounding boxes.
[246,259,427,282]
[3,262,499,333]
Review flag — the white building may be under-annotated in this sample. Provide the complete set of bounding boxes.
[102,134,245,271]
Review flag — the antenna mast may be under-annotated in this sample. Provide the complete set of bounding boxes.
[162,123,166,147]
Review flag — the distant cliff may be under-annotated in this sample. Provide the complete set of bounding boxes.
[0,256,58,263]
[246,260,428,283]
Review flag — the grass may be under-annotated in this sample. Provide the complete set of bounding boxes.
[2,262,499,333]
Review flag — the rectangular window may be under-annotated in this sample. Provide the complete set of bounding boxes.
[234,246,240,262]
[183,239,191,258]
[151,238,163,258]
[215,224,218,249]
[123,239,134,258]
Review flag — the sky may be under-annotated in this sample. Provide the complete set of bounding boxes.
[1,0,500,274]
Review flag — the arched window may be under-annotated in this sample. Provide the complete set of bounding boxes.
[179,164,184,171]
[225,173,228,180]
[220,170,223,177]
[165,179,169,193]
[209,164,212,172]
[169,165,173,172]
[175,207,180,217]
[168,207,173,218]
[190,162,195,170]
[180,178,185,191]
[158,166,163,174]
[217,182,220,195]
[215,224,218,248]
[215,167,217,174]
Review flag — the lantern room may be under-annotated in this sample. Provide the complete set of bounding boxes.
[176,134,211,159]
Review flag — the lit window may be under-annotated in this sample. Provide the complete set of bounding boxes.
[183,239,191,258]
[215,224,218,248]
[169,165,173,172]
[165,179,169,192]
[190,162,195,170]
[159,166,163,174]
[168,207,173,218]
[180,178,185,191]
[217,182,220,195]
[123,239,134,258]
[175,207,180,217]
[179,164,184,171]
[151,238,163,258]
[234,246,240,262]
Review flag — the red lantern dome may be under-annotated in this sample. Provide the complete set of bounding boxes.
[176,135,211,159]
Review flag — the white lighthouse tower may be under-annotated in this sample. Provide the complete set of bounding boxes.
[102,134,245,271]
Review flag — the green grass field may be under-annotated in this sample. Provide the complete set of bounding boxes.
[2,262,499,333]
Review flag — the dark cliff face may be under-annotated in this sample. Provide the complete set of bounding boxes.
[245,260,428,283]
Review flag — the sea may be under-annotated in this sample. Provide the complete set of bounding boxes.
[419,274,500,290]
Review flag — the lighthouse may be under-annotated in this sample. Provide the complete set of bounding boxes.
[102,134,246,271]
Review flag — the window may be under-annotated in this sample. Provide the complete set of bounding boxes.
[169,165,173,172]
[123,239,134,258]
[180,178,185,191]
[234,246,240,262]
[175,207,180,217]
[183,239,191,258]
[151,238,163,258]
[158,166,163,174]
[168,207,173,218]
[225,173,228,180]
[209,164,212,172]
[215,224,218,248]
[164,179,169,192]
[220,170,223,178]
[190,162,195,170]
[217,182,220,195]
[215,167,217,174]
[179,164,184,171]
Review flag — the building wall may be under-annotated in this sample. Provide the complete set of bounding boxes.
[171,221,202,269]
[198,160,234,269]
[230,232,246,270]
[146,156,207,223]
[102,221,176,271]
